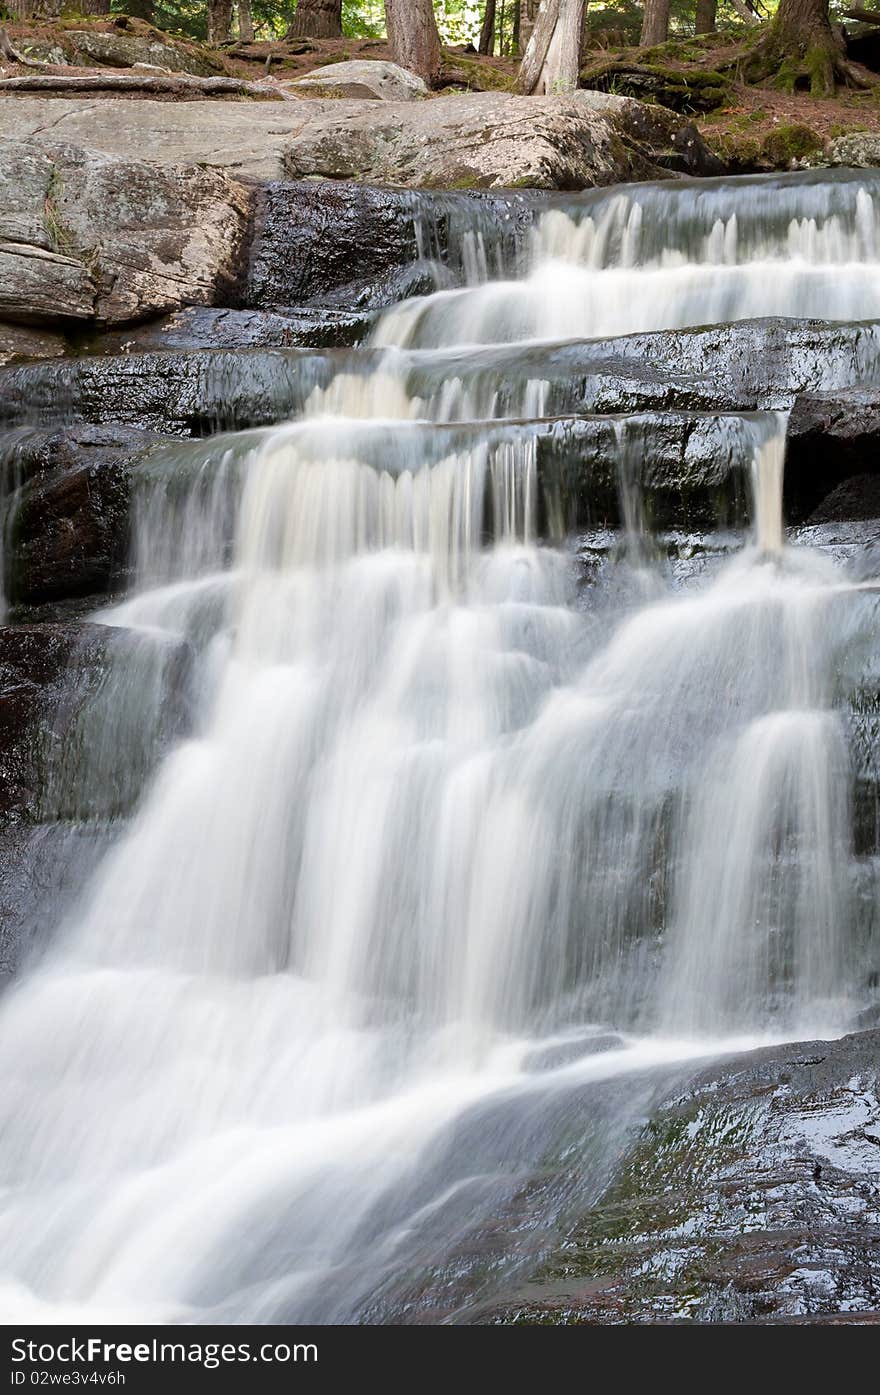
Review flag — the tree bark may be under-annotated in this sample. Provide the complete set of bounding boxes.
[640,0,670,46]
[518,0,540,52]
[121,0,156,20]
[517,0,585,93]
[288,0,343,38]
[480,0,497,55]
[385,0,441,85]
[238,0,254,42]
[742,0,855,95]
[0,72,296,96]
[208,0,234,45]
[695,0,717,34]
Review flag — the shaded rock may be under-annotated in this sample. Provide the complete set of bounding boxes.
[0,622,107,818]
[579,61,731,115]
[0,322,66,368]
[0,138,250,328]
[86,306,372,354]
[0,425,165,606]
[845,22,880,73]
[787,387,880,522]
[280,90,722,189]
[58,28,224,78]
[809,475,880,525]
[285,60,428,101]
[487,1028,880,1324]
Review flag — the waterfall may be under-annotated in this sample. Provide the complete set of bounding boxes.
[0,172,878,1324]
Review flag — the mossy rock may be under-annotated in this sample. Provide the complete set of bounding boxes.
[760,122,822,167]
[579,61,731,114]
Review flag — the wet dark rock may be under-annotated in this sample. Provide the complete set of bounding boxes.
[85,306,372,355]
[809,476,880,525]
[487,1028,880,1324]
[0,322,67,368]
[788,388,880,522]
[5,318,873,439]
[0,619,194,972]
[247,182,426,312]
[0,623,109,819]
[1,426,165,606]
[0,350,331,436]
[0,822,114,979]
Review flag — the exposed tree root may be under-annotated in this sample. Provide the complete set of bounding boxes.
[0,24,52,69]
[739,20,866,96]
[0,72,296,100]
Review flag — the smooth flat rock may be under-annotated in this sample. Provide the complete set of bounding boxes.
[0,91,720,188]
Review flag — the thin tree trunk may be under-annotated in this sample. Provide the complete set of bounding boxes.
[517,0,585,93]
[238,0,254,42]
[519,0,540,52]
[121,0,155,20]
[288,0,343,38]
[480,0,497,54]
[640,0,670,46]
[384,0,441,84]
[728,0,759,22]
[695,0,717,34]
[513,0,522,53]
[208,0,234,45]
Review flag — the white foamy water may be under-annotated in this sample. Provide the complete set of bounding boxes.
[0,173,878,1324]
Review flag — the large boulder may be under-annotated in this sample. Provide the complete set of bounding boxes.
[280,90,722,188]
[0,139,250,328]
[285,60,428,101]
[0,93,719,190]
[17,24,225,78]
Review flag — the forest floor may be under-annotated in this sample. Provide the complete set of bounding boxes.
[3,16,880,170]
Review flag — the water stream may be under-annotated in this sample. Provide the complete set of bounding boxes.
[0,172,878,1323]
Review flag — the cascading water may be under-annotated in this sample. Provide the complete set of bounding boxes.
[0,171,878,1324]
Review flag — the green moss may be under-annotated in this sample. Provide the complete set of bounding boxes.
[805,42,835,98]
[442,52,516,93]
[760,122,822,166]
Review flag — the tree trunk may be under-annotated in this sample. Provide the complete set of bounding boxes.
[513,0,522,53]
[640,0,670,46]
[480,0,497,54]
[517,0,585,93]
[237,0,254,41]
[208,0,234,44]
[288,0,342,38]
[116,0,155,20]
[695,0,717,34]
[519,0,540,53]
[384,0,441,85]
[742,0,854,95]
